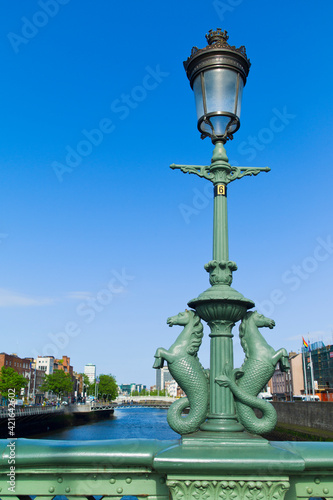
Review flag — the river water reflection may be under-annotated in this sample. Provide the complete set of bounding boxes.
[33,407,180,440]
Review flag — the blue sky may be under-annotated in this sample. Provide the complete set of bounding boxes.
[0,1,332,387]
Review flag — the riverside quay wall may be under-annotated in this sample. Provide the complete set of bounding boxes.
[272,401,333,432]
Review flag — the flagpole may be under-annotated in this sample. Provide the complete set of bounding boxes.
[308,339,315,397]
[309,350,315,397]
[302,344,308,400]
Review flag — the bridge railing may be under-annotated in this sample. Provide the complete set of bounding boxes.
[115,403,171,409]
[0,405,64,418]
[1,438,333,499]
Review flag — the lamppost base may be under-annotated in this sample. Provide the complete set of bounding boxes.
[181,429,268,447]
[200,415,244,433]
[188,284,254,435]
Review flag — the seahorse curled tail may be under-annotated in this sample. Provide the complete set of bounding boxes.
[217,374,277,434]
[167,357,208,435]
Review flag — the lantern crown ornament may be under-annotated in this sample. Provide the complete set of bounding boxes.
[184,29,251,143]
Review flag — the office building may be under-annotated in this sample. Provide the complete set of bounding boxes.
[304,342,333,400]
[156,366,174,391]
[36,356,54,375]
[84,363,96,384]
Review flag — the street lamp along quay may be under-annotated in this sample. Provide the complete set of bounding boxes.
[155,29,290,439]
[184,28,250,143]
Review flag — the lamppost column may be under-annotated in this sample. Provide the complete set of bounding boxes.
[213,182,228,261]
[211,142,230,262]
[202,319,240,431]
[199,141,242,431]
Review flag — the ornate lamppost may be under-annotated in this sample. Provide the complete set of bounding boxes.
[154,29,290,440]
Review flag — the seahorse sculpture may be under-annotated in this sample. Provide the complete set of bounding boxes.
[153,309,209,435]
[216,310,290,435]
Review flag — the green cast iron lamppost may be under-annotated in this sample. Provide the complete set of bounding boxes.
[154,29,290,438]
[3,29,333,500]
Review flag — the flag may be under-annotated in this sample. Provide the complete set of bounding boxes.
[302,337,309,349]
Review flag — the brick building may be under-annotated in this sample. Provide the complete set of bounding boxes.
[0,353,45,400]
[55,355,73,377]
[0,352,31,375]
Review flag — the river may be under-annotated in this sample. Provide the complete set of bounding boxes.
[31,407,180,440]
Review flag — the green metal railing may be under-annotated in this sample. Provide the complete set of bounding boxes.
[1,438,333,499]
[0,438,171,499]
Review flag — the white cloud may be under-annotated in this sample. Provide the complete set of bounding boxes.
[65,291,94,300]
[0,288,55,307]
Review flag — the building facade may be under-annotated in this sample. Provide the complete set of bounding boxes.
[304,342,333,401]
[119,383,136,395]
[290,353,304,395]
[269,344,333,401]
[0,353,45,400]
[156,366,174,391]
[270,364,292,401]
[165,380,178,397]
[134,384,146,393]
[84,363,96,384]
[36,356,54,375]
[0,353,31,375]
[55,355,73,377]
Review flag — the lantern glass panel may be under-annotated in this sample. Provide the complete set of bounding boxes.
[193,68,244,137]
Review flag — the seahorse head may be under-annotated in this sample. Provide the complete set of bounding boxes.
[239,311,275,359]
[166,310,204,356]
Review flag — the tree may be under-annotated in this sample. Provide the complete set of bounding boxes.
[0,366,28,400]
[79,373,91,396]
[149,389,166,397]
[97,374,117,401]
[40,370,73,397]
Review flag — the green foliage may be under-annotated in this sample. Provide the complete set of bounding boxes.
[40,369,73,396]
[130,389,168,397]
[96,374,117,401]
[149,389,167,396]
[0,366,28,399]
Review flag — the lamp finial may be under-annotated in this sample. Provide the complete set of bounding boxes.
[205,28,229,46]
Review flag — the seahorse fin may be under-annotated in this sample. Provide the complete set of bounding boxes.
[153,357,164,369]
[233,368,244,380]
[215,374,230,387]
